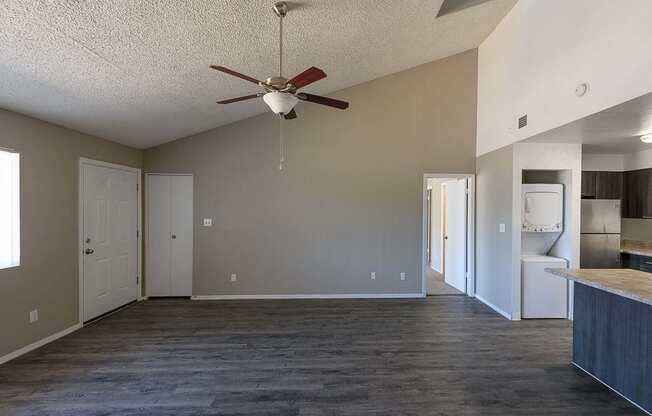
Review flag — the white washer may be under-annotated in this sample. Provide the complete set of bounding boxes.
[521,255,568,319]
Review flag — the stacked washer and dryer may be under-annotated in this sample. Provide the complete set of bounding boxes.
[521,184,569,319]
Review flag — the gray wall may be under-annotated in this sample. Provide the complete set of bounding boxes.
[476,144,513,315]
[144,50,478,296]
[0,109,142,357]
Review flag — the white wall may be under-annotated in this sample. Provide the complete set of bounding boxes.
[624,148,652,171]
[582,154,624,172]
[477,0,652,156]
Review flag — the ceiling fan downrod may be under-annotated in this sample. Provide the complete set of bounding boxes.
[273,2,288,77]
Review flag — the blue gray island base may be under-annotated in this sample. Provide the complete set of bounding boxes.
[573,282,652,414]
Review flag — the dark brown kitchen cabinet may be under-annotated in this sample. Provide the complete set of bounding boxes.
[581,171,598,198]
[622,168,652,218]
[581,171,622,199]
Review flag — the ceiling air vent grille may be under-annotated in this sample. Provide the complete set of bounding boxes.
[518,114,528,129]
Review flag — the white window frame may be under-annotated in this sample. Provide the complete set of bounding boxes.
[0,147,20,270]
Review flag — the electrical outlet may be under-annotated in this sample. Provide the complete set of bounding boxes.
[230,273,237,282]
[203,218,213,227]
[29,309,38,323]
[370,272,376,280]
[400,272,406,281]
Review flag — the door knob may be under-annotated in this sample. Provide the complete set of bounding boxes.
[85,248,94,255]
[171,234,177,239]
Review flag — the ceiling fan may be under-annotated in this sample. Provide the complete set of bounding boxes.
[210,1,349,120]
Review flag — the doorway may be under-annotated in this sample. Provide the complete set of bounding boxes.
[79,158,142,323]
[423,174,475,296]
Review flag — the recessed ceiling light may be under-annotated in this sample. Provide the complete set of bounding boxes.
[642,134,652,143]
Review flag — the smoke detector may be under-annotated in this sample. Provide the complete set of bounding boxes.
[575,83,590,97]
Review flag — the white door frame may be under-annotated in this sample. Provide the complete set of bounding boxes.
[421,173,475,297]
[145,173,194,297]
[78,158,143,325]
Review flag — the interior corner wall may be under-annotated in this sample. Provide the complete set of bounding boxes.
[512,142,582,319]
[477,0,652,156]
[475,144,514,317]
[0,109,143,358]
[143,49,478,297]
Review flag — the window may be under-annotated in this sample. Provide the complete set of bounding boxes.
[0,149,19,269]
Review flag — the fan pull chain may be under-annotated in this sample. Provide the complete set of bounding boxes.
[279,115,285,171]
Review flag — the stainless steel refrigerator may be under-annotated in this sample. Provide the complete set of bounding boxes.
[580,199,621,268]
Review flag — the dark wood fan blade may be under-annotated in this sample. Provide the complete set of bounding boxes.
[283,109,297,120]
[210,65,261,85]
[217,94,261,104]
[299,93,349,110]
[288,67,327,89]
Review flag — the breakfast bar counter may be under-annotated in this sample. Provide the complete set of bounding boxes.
[546,268,652,414]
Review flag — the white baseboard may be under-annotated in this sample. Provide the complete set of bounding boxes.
[192,293,425,300]
[0,323,81,365]
[474,294,513,320]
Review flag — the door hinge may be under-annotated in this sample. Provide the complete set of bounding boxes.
[136,230,139,238]
[136,183,139,192]
[136,275,140,284]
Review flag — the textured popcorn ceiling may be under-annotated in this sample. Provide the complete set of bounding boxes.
[0,0,516,148]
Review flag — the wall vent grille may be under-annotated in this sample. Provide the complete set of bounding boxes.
[518,114,528,129]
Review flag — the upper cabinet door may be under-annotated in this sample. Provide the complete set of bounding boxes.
[581,171,597,199]
[623,169,652,219]
[595,172,623,200]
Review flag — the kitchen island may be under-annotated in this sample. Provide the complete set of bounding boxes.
[546,268,652,414]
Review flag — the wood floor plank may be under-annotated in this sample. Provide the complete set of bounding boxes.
[0,297,643,415]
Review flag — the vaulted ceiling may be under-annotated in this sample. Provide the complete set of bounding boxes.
[0,0,516,148]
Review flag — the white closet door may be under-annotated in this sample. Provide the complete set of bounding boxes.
[146,175,193,297]
[170,175,193,296]
[146,175,172,296]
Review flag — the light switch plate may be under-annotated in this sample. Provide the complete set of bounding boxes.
[499,223,506,233]
[230,273,237,282]
[29,309,38,323]
[203,218,213,227]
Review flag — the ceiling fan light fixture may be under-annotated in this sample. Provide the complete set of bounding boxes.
[641,134,652,143]
[263,92,298,115]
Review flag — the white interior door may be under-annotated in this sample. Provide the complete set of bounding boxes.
[444,179,467,293]
[170,176,193,295]
[83,164,138,322]
[146,175,172,296]
[146,175,193,297]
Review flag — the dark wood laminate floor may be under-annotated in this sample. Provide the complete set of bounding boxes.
[0,298,642,416]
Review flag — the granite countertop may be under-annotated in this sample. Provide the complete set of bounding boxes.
[546,268,652,306]
[621,239,652,257]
